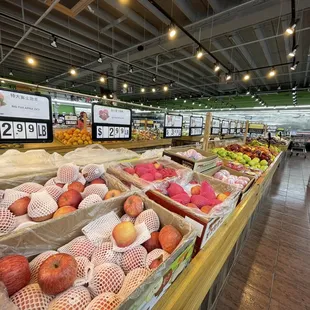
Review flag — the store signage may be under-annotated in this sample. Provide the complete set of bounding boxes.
[164,114,183,138]
[211,118,220,135]
[64,115,78,125]
[92,104,131,141]
[221,120,229,135]
[230,121,236,134]
[189,116,203,136]
[249,123,264,134]
[0,89,53,143]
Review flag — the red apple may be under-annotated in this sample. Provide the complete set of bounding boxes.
[9,196,30,216]
[159,225,182,254]
[149,254,164,269]
[112,222,137,247]
[68,182,85,193]
[104,189,122,200]
[58,189,82,208]
[143,232,161,252]
[90,178,106,185]
[123,195,144,217]
[53,206,77,219]
[38,253,77,295]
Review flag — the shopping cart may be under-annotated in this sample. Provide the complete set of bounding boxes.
[290,135,307,158]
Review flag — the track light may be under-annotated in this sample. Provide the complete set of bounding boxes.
[141,87,145,93]
[94,87,96,92]
[109,94,113,98]
[246,90,250,95]
[208,97,211,101]
[169,24,177,38]
[45,76,49,83]
[72,82,75,87]
[9,70,13,76]
[255,98,259,101]
[103,95,107,99]
[292,86,297,90]
[243,72,250,81]
[289,46,298,57]
[50,36,57,48]
[1,80,5,84]
[226,73,232,81]
[174,97,177,100]
[196,47,203,59]
[129,65,133,73]
[169,81,174,87]
[291,61,299,71]
[214,63,220,72]
[277,85,281,90]
[184,100,186,103]
[26,56,35,65]
[152,88,156,93]
[98,53,103,63]
[251,94,255,98]
[285,22,297,35]
[192,102,195,105]
[268,67,276,77]
[123,82,128,88]
[163,85,168,92]
[257,87,261,92]
[152,75,156,82]
[70,68,77,76]
[100,76,105,83]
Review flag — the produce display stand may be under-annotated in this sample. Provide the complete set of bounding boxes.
[171,135,203,147]
[153,152,283,310]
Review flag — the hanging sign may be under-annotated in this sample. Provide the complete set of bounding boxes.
[164,114,183,138]
[211,118,220,135]
[189,116,203,136]
[249,123,264,134]
[221,120,229,135]
[65,115,78,125]
[0,88,53,143]
[92,104,132,141]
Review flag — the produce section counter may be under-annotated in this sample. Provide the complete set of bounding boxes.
[153,153,283,310]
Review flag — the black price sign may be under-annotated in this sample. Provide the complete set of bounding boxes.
[164,114,183,138]
[230,121,236,134]
[221,120,229,135]
[0,89,53,143]
[92,104,132,141]
[189,116,203,136]
[211,118,220,135]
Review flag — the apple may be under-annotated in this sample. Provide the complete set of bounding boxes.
[186,203,199,209]
[104,189,122,200]
[53,206,76,219]
[153,163,163,170]
[124,195,144,217]
[217,193,228,202]
[68,182,85,193]
[201,205,213,214]
[191,185,201,195]
[143,232,161,252]
[38,253,77,295]
[159,225,182,254]
[58,189,82,208]
[9,196,30,216]
[124,167,135,175]
[149,254,164,269]
[112,222,137,247]
[56,183,64,188]
[90,178,106,185]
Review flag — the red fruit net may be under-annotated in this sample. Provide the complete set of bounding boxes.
[146,249,169,269]
[78,194,102,210]
[39,185,63,202]
[0,189,29,209]
[29,250,58,284]
[10,283,54,310]
[27,191,58,221]
[85,292,122,310]
[57,163,80,184]
[135,209,160,233]
[121,245,147,274]
[0,208,16,234]
[48,286,91,310]
[58,236,96,260]
[120,214,135,224]
[91,242,122,267]
[88,263,125,298]
[82,184,108,199]
[82,164,105,182]
[74,256,94,287]
[117,268,150,300]
[14,182,43,194]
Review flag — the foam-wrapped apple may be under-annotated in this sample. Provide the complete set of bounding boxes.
[112,222,137,248]
[213,169,250,190]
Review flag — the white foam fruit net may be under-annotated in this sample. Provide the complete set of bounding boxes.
[78,194,102,210]
[44,177,63,187]
[91,242,123,267]
[146,249,169,269]
[89,263,125,298]
[76,173,87,185]
[29,250,58,284]
[85,292,122,310]
[0,189,29,209]
[48,286,91,310]
[118,268,150,300]
[27,191,58,221]
[82,164,105,182]
[58,236,96,260]
[74,256,94,287]
[57,163,80,184]
[135,209,160,233]
[10,283,54,310]
[82,211,120,246]
[82,184,108,199]
[0,189,5,200]
[121,245,147,274]
[111,222,151,253]
[120,214,135,224]
[0,208,16,234]
[39,185,63,202]
[14,182,43,194]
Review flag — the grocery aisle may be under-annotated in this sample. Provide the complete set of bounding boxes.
[215,155,310,310]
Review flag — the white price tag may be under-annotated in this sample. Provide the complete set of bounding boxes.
[97,126,103,139]
[124,127,130,138]
[13,122,26,139]
[37,123,48,139]
[120,127,125,138]
[26,122,37,139]
[114,127,120,138]
[109,127,115,138]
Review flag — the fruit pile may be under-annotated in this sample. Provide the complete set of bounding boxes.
[0,195,183,310]
[123,162,177,182]
[0,163,123,235]
[55,128,93,146]
[176,149,205,161]
[132,129,160,141]
[164,181,231,215]
[247,136,287,147]
[213,170,251,190]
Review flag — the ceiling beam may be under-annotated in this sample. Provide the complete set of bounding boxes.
[173,0,199,22]
[281,19,293,88]
[137,0,170,25]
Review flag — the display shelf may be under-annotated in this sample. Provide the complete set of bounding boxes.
[153,153,283,310]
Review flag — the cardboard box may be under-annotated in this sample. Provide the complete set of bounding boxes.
[0,192,196,310]
[163,147,218,173]
[146,172,241,255]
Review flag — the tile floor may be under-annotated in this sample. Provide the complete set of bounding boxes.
[215,155,310,310]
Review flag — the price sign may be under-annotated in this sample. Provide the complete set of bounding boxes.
[0,89,53,143]
[164,114,183,138]
[92,104,132,141]
[65,115,78,125]
[189,116,203,136]
[230,121,236,134]
[211,118,220,135]
[222,120,229,129]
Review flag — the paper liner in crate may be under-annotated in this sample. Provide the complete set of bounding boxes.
[107,157,192,191]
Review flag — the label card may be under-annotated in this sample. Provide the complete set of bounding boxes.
[164,114,183,138]
[64,115,78,125]
[189,116,203,136]
[0,89,53,143]
[92,104,132,141]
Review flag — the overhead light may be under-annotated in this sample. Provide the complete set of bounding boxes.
[152,75,156,82]
[170,81,174,87]
[226,73,232,81]
[129,65,133,73]
[184,100,186,103]
[196,48,203,59]
[152,88,156,93]
[9,70,13,76]
[205,106,208,108]
[26,56,35,65]
[199,104,201,106]
[277,85,281,90]
[259,100,263,104]
[246,90,250,95]
[98,53,103,63]
[255,98,259,101]
[123,82,128,88]
[285,22,297,35]
[214,63,220,72]
[169,24,177,38]
[45,76,49,83]
[103,95,107,99]
[257,87,261,92]
[192,102,195,105]
[100,76,105,83]
[291,61,299,71]
[292,86,297,90]
[141,87,145,93]
[50,35,57,48]
[292,91,296,96]
[70,68,77,76]
[268,67,276,77]
[1,80,5,84]
[109,94,113,98]
[72,82,75,87]
[251,94,255,98]
[207,97,211,101]
[289,46,298,57]
[174,97,177,100]
[163,85,168,92]
[93,87,96,92]
[243,72,250,81]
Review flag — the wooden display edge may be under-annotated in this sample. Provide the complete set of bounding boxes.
[153,153,283,310]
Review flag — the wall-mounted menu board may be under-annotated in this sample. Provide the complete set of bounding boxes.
[92,104,132,141]
[0,88,53,143]
[189,116,203,136]
[211,118,220,135]
[221,120,229,135]
[164,114,183,138]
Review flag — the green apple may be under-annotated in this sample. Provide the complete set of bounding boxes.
[260,159,268,166]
